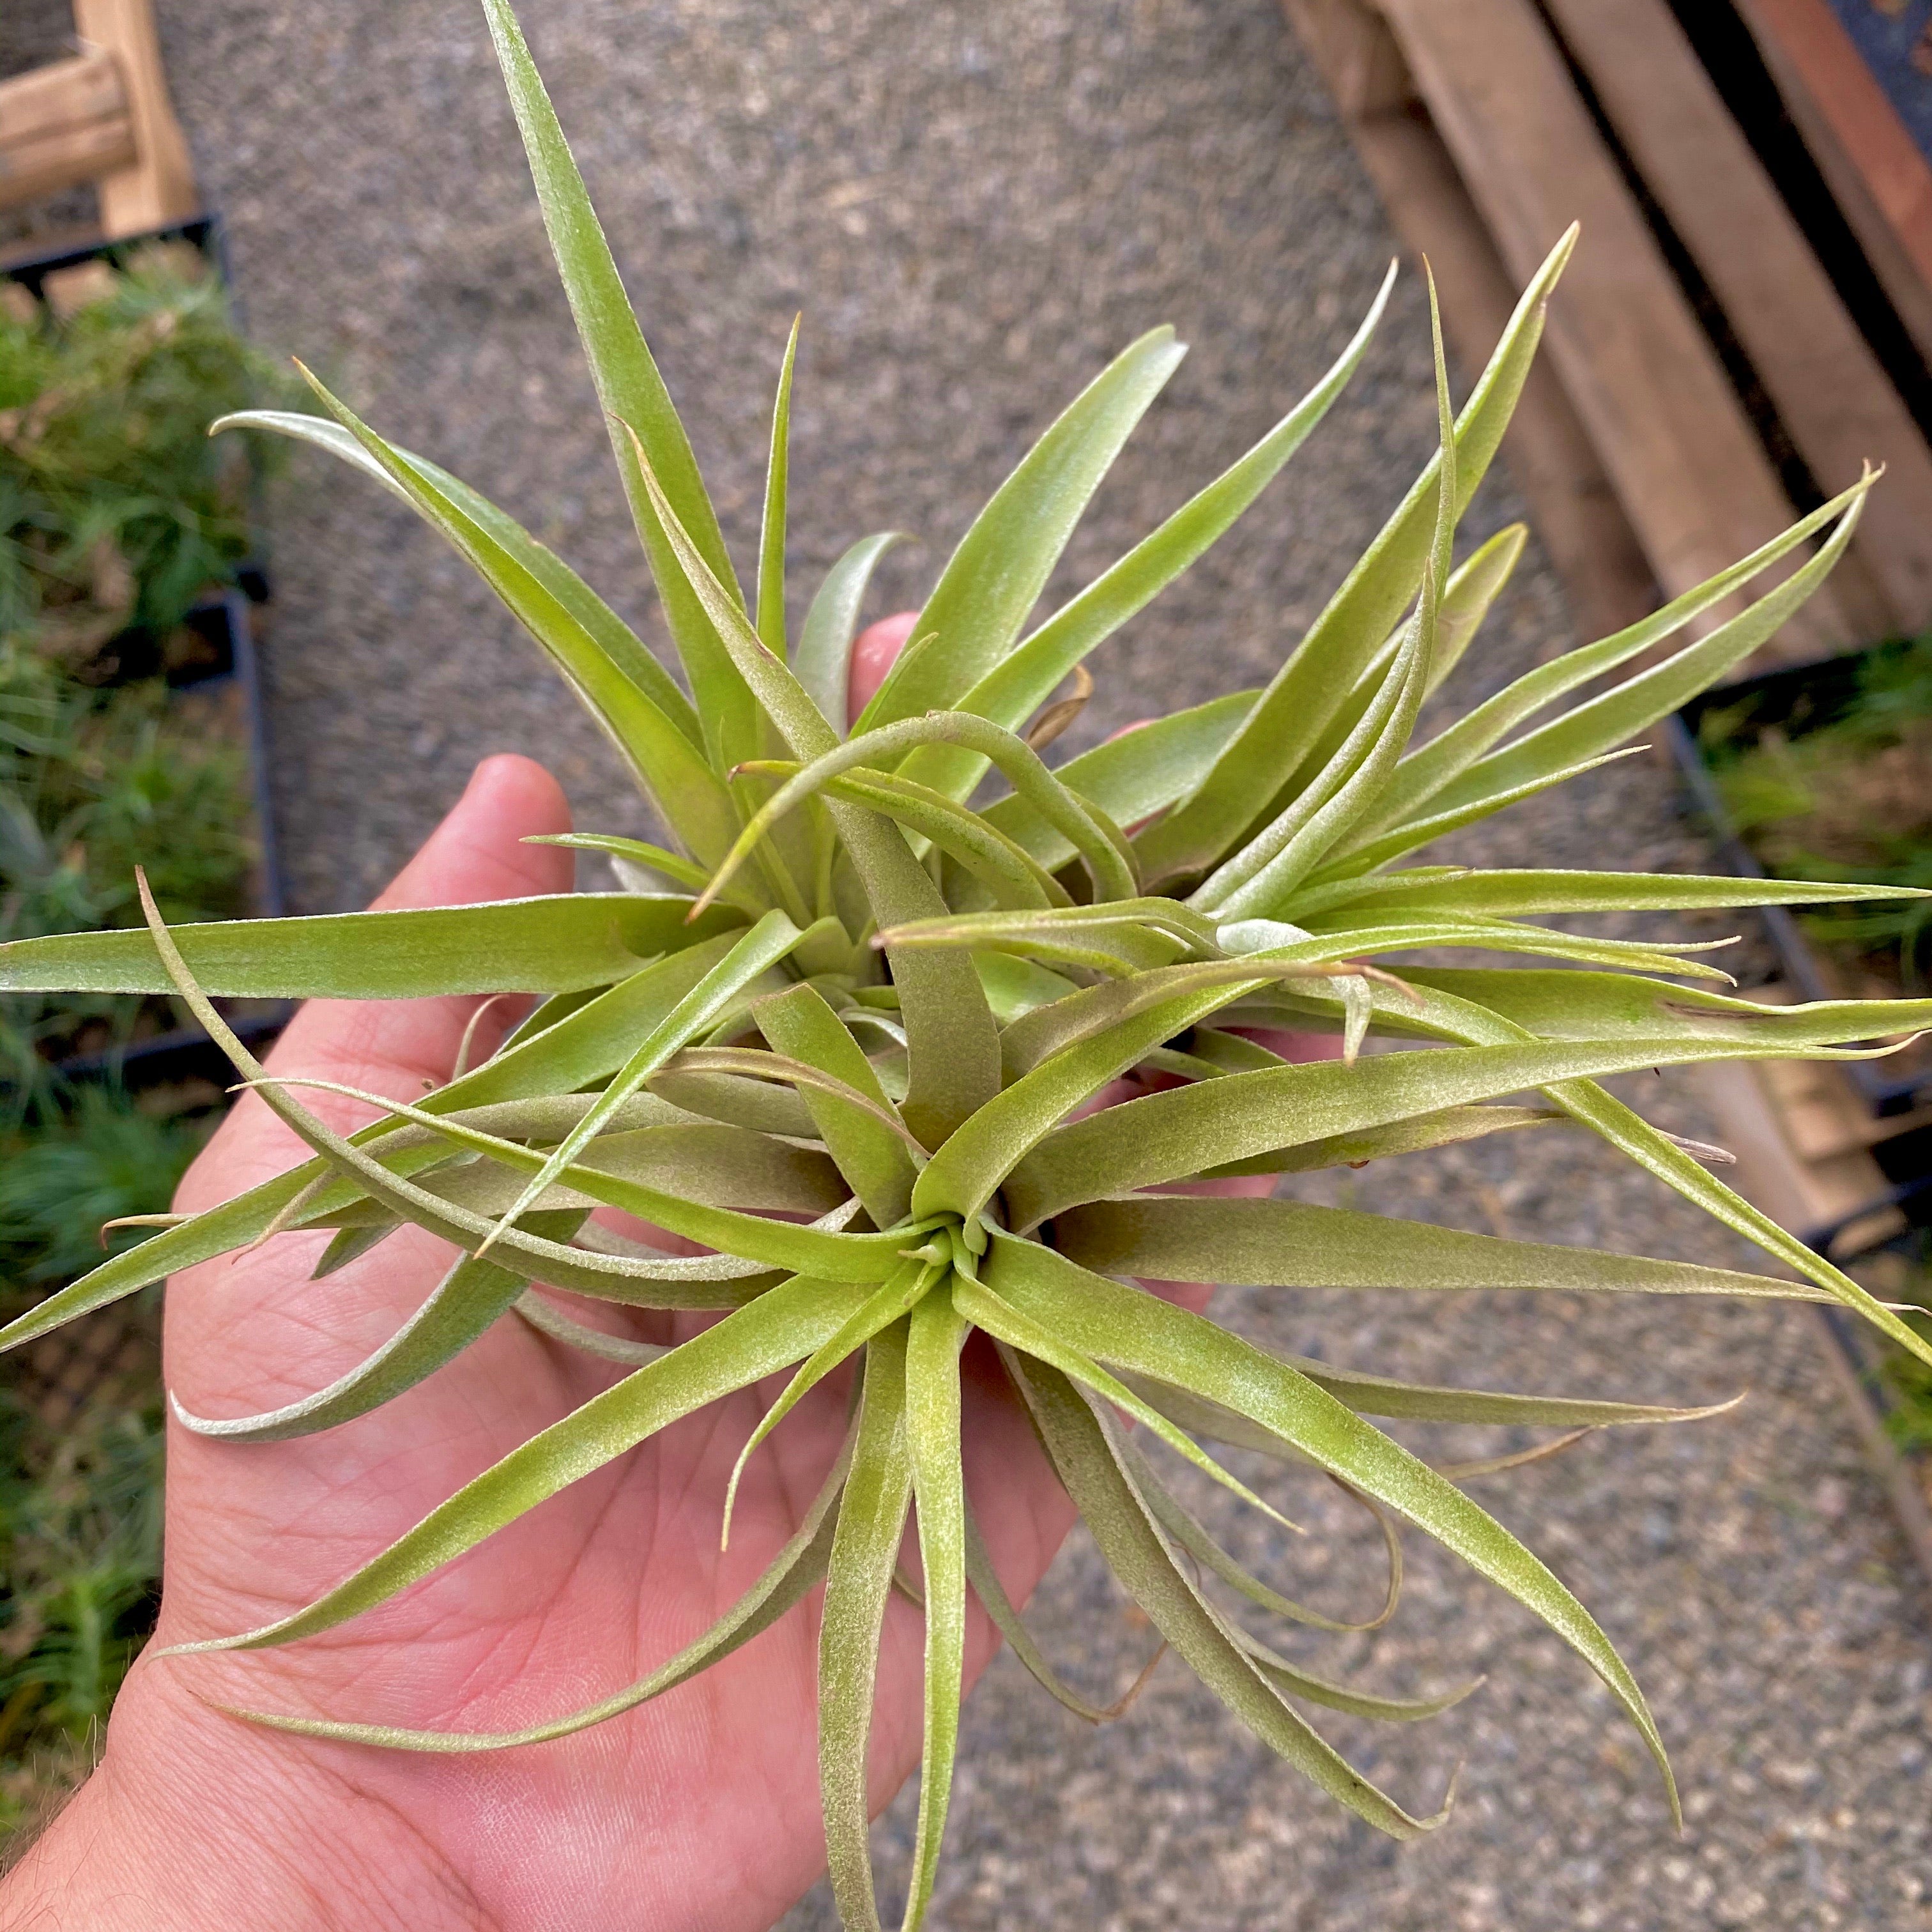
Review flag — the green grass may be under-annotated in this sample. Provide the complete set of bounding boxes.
[1,243,293,647]
[0,1377,165,1843]
[0,639,256,1116]
[1704,635,1932,991]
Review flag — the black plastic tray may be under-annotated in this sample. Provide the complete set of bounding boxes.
[4,220,291,1103]
[1668,642,1931,1119]
[44,588,293,1096]
[0,213,229,296]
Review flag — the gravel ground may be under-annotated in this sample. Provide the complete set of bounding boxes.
[9,0,1931,1924]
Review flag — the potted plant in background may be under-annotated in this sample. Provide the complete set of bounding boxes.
[3,1,1930,1919]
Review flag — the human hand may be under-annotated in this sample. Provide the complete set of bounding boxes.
[3,618,1333,1932]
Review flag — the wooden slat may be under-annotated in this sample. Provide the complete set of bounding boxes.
[1698,1060,1890,1242]
[1371,0,1854,662]
[1734,0,1932,372]
[1546,0,1932,640]
[1357,117,1664,642]
[1282,0,1658,641]
[1282,0,1415,119]
[0,47,134,211]
[74,0,197,239]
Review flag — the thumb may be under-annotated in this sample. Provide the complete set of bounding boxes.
[847,611,920,723]
[175,755,572,1214]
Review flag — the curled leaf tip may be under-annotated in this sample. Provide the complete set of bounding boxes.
[98,1211,188,1242]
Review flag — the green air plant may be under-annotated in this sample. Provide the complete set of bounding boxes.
[4,4,1932,1921]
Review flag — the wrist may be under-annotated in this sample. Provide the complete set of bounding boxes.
[1,1660,477,1932]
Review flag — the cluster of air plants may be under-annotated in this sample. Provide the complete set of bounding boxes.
[1703,632,1932,992]
[4,3,1931,1920]
[0,246,275,1829]
[0,244,273,1113]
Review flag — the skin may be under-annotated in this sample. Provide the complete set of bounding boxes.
[2,620,1334,1931]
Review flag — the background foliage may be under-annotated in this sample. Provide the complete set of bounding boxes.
[0,247,280,1834]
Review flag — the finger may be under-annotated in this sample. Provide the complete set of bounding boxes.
[177,755,572,1215]
[1237,1022,1344,1064]
[847,610,919,723]
[1092,1029,1335,1313]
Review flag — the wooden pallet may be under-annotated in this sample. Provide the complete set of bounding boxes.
[1281,0,1932,664]
[0,0,198,246]
[1282,0,1932,1573]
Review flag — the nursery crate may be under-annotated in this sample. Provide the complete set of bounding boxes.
[1667,648,1932,1120]
[1280,0,1932,666]
[4,224,288,1420]
[0,208,226,295]
[13,1292,155,1429]
[6,585,288,1425]
[47,586,293,1098]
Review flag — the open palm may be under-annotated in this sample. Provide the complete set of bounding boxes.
[9,622,1294,1932]
[144,753,1068,1932]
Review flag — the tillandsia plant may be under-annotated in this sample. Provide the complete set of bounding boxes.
[4,3,1932,1922]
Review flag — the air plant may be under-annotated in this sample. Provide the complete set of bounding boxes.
[3,4,1929,1924]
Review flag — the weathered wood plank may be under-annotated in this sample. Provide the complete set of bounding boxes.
[1282,0,1657,641]
[0,48,134,211]
[1733,0,1932,371]
[1372,0,1853,659]
[1546,0,1932,638]
[74,0,197,238]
